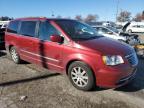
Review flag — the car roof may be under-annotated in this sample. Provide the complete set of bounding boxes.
[11,17,75,22]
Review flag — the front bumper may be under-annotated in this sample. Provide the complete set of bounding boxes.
[96,65,137,88]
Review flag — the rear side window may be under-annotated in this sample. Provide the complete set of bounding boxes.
[7,20,19,33]
[19,21,37,37]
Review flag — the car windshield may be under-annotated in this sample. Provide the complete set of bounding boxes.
[107,26,119,33]
[55,20,100,40]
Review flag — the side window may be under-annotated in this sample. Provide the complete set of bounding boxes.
[132,25,137,28]
[7,21,19,33]
[39,21,61,41]
[139,25,144,28]
[137,25,140,28]
[136,25,144,28]
[19,21,37,37]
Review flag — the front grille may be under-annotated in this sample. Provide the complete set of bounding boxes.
[125,53,138,67]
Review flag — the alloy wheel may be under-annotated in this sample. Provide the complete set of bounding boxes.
[11,48,18,63]
[71,67,88,87]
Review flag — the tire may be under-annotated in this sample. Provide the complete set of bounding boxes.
[10,46,21,64]
[128,29,132,33]
[68,61,95,91]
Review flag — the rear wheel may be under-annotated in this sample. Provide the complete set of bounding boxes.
[68,61,95,91]
[10,47,21,64]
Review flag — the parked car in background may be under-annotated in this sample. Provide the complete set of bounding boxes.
[93,26,144,57]
[0,21,9,29]
[93,26,140,46]
[1,23,8,30]
[87,21,117,28]
[5,17,138,91]
[123,22,144,33]
[0,21,9,50]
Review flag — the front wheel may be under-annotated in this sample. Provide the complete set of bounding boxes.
[68,61,95,91]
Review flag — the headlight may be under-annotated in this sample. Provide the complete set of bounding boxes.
[102,55,124,66]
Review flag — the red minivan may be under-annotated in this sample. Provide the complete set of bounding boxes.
[5,17,138,91]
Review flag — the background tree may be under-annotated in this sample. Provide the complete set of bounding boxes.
[133,13,142,22]
[84,14,99,22]
[142,11,144,20]
[0,16,13,21]
[133,11,144,22]
[117,11,131,22]
[75,15,83,21]
[56,15,62,18]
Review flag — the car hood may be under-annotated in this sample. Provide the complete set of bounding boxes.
[75,37,134,56]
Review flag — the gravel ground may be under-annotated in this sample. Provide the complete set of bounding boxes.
[0,50,144,108]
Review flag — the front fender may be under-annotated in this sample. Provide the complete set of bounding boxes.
[63,53,102,76]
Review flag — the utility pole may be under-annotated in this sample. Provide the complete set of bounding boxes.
[116,0,120,22]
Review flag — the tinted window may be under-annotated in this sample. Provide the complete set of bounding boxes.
[39,21,61,41]
[139,25,144,28]
[132,25,137,28]
[56,20,99,40]
[19,21,37,37]
[7,21,19,33]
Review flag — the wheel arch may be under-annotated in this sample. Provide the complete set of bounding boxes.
[65,59,96,81]
[66,59,97,89]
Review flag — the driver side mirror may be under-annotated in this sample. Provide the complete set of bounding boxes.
[50,35,64,43]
